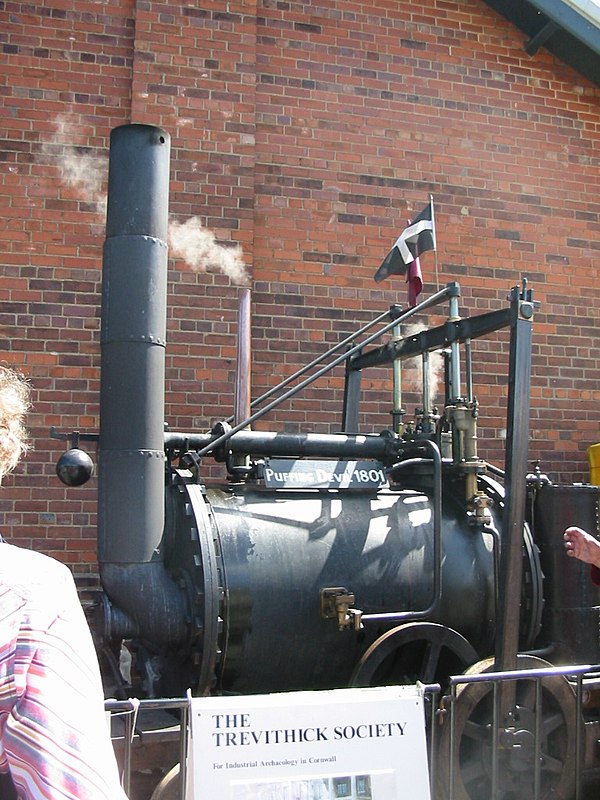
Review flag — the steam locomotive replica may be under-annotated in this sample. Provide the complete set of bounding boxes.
[54,125,600,800]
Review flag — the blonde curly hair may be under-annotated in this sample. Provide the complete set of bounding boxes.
[0,366,30,482]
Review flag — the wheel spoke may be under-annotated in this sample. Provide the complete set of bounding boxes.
[459,759,487,788]
[517,679,536,710]
[422,639,443,684]
[539,752,564,775]
[542,709,566,737]
[462,718,489,743]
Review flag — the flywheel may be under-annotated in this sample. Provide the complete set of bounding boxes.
[436,654,578,800]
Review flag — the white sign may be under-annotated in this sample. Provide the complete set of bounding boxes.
[263,459,388,490]
[186,685,431,800]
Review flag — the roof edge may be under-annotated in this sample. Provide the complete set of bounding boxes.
[528,0,600,55]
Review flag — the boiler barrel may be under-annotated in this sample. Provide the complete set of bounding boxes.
[169,483,500,695]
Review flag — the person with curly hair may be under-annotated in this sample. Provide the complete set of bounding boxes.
[0,366,128,799]
[0,364,30,480]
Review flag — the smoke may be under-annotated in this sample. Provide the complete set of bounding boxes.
[38,116,249,285]
[168,217,249,286]
[38,115,107,217]
[401,323,445,408]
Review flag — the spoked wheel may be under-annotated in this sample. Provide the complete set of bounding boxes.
[150,764,180,800]
[436,655,578,800]
[349,622,478,687]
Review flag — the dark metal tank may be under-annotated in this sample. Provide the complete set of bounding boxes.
[529,482,600,665]
[163,474,507,697]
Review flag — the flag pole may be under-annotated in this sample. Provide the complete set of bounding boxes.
[430,193,440,290]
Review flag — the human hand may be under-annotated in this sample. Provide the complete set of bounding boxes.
[563,526,600,568]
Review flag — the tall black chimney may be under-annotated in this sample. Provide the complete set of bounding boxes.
[98,123,186,645]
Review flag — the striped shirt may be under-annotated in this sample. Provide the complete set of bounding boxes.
[0,543,128,799]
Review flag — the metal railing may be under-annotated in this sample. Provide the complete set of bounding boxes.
[425,662,600,800]
[107,663,600,800]
[106,696,189,800]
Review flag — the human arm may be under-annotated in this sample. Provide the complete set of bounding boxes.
[0,548,128,799]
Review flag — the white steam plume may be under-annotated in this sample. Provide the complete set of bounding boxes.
[40,116,249,285]
[401,323,445,409]
[168,217,249,286]
[39,115,107,217]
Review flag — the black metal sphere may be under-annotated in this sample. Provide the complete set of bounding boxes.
[55,448,94,486]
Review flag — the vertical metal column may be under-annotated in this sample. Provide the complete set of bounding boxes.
[495,281,536,671]
[448,292,462,401]
[97,124,187,646]
[232,286,252,470]
[98,123,170,565]
[391,319,404,434]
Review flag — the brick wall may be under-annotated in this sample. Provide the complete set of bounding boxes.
[1,0,599,576]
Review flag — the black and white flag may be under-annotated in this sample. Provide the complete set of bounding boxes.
[374,199,436,283]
